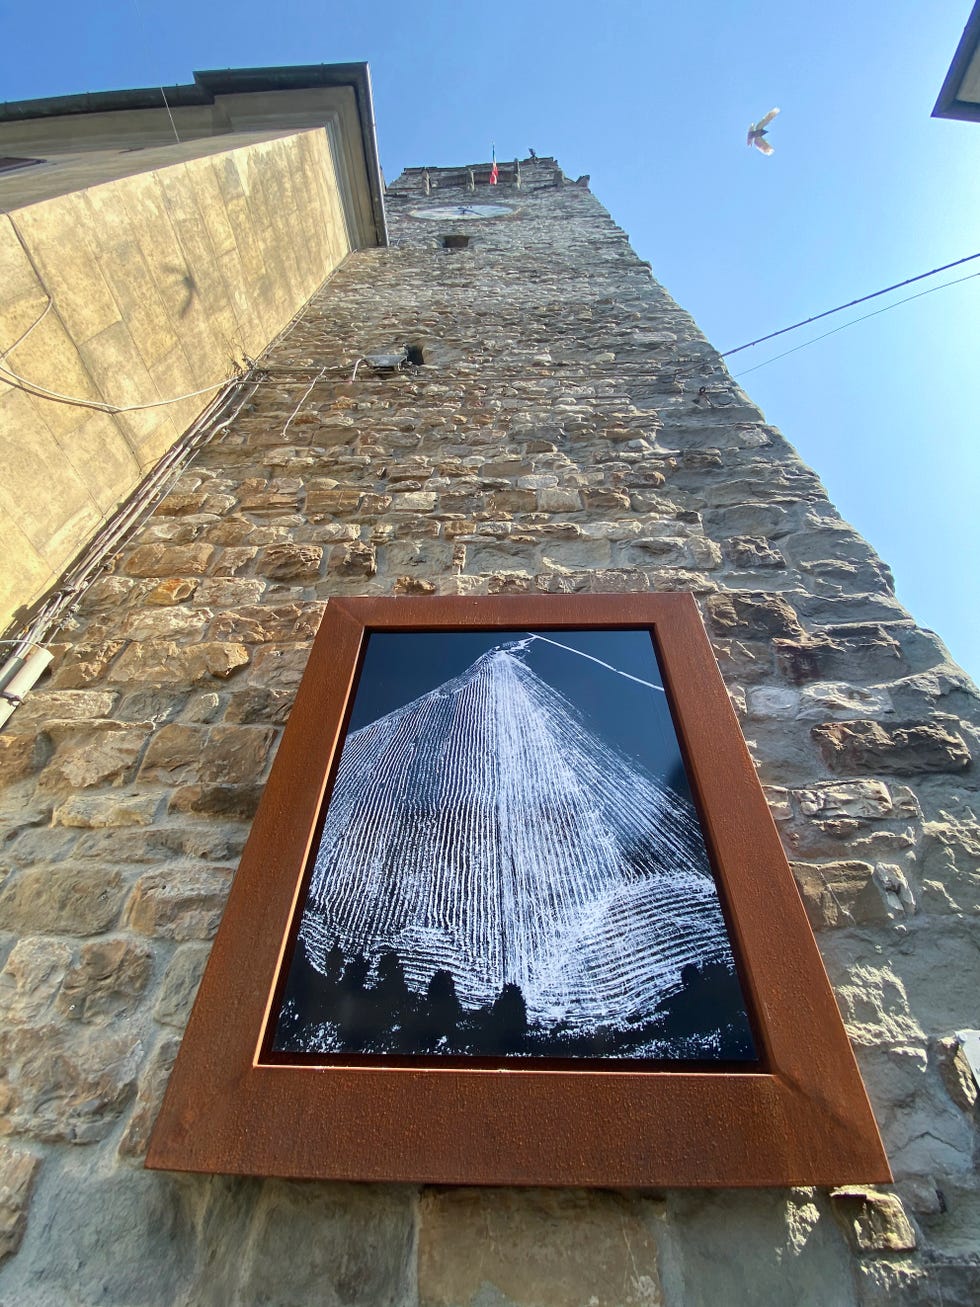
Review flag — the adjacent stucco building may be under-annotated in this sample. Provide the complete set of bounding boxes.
[0,65,385,635]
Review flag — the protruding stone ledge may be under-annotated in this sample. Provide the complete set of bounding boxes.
[811,720,972,776]
[830,1188,917,1254]
[0,1145,41,1263]
[791,859,914,928]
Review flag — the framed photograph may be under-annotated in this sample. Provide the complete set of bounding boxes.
[147,594,890,1187]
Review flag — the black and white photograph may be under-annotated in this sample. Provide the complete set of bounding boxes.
[272,628,757,1062]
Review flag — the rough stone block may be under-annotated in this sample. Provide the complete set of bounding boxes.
[11,1167,197,1303]
[855,1259,980,1307]
[725,536,786,568]
[84,575,138,609]
[152,944,210,1029]
[138,723,203,781]
[306,487,362,514]
[256,543,323,580]
[222,686,295,726]
[796,780,897,821]
[56,938,153,1022]
[488,572,535,594]
[704,501,793,537]
[46,641,124,688]
[120,607,209,641]
[247,645,310,691]
[776,626,907,685]
[540,538,614,570]
[794,682,895,721]
[238,489,300,513]
[0,735,42,785]
[917,817,980,915]
[11,689,117,725]
[329,541,377,577]
[418,1188,663,1307]
[122,543,215,577]
[537,487,582,512]
[933,1036,979,1112]
[198,725,276,785]
[212,547,258,577]
[117,1036,181,1160]
[393,576,437,595]
[792,859,895,928]
[52,793,158,829]
[206,1180,416,1307]
[812,719,971,776]
[193,577,265,607]
[662,1186,857,1305]
[209,603,323,645]
[0,1144,40,1263]
[0,938,72,1024]
[38,721,148,790]
[0,866,125,935]
[706,591,805,641]
[582,487,631,511]
[142,577,199,606]
[0,1024,142,1143]
[124,867,232,941]
[154,491,208,516]
[834,964,924,1049]
[488,489,536,514]
[392,491,437,512]
[830,1188,917,1253]
[205,517,255,546]
[110,640,250,684]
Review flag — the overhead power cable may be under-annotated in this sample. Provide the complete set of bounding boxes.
[734,269,980,378]
[721,251,980,358]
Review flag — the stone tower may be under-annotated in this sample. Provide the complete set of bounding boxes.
[0,153,978,1304]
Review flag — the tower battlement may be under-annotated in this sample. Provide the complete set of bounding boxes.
[387,155,569,195]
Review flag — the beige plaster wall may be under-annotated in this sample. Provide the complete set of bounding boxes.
[0,128,301,211]
[0,127,351,633]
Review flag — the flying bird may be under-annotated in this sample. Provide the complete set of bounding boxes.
[747,107,779,155]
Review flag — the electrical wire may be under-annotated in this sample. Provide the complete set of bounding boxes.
[131,0,181,144]
[0,300,52,363]
[0,360,238,413]
[1,292,242,412]
[0,264,344,657]
[0,343,240,414]
[0,295,241,412]
[281,366,327,437]
[7,373,258,658]
[734,269,980,379]
[721,251,980,358]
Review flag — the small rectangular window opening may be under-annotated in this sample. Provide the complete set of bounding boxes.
[442,234,470,250]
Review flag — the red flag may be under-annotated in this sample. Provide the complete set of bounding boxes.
[489,148,498,185]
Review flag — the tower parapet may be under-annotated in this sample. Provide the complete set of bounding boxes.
[387,155,569,196]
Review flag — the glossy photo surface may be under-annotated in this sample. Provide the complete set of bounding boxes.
[272,629,756,1062]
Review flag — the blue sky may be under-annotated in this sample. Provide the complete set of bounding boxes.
[3,1,978,680]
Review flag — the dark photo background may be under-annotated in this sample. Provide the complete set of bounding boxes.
[271,628,757,1063]
[348,628,694,803]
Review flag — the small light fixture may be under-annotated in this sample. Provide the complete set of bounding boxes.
[349,344,425,382]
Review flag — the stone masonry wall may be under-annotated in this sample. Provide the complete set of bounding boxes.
[0,156,978,1305]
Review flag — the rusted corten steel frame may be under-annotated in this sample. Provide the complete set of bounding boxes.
[146,593,891,1187]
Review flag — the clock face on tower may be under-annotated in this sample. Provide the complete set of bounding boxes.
[408,203,514,221]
